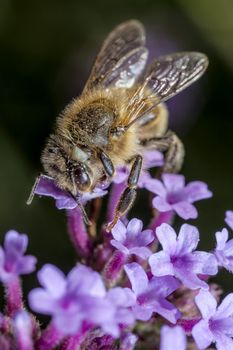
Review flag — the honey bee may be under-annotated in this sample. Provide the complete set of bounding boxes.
[31,20,208,230]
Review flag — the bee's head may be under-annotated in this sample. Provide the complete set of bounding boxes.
[41,136,93,195]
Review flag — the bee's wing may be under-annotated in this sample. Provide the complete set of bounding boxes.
[84,20,148,91]
[124,52,209,129]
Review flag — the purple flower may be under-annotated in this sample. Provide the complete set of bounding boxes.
[28,264,133,337]
[225,211,233,231]
[33,174,108,210]
[113,150,164,188]
[110,219,154,259]
[145,174,212,220]
[120,332,138,350]
[103,287,136,337]
[214,228,233,272]
[29,264,110,335]
[160,325,186,350]
[192,290,233,349]
[149,223,218,289]
[0,230,37,283]
[14,311,33,350]
[124,262,180,323]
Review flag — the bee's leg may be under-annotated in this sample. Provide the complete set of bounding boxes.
[142,131,185,173]
[106,155,142,232]
[99,150,115,177]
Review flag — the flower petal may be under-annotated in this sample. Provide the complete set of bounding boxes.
[176,224,199,254]
[111,220,127,242]
[68,265,106,297]
[225,211,233,231]
[129,247,152,259]
[113,167,128,184]
[216,229,229,250]
[53,312,83,335]
[132,304,153,321]
[121,332,138,350]
[192,319,213,349]
[37,264,66,297]
[215,293,233,319]
[35,175,77,209]
[154,298,180,324]
[145,179,166,196]
[162,174,185,192]
[172,201,198,219]
[126,218,143,237]
[16,256,37,274]
[28,288,56,314]
[212,317,233,337]
[4,231,28,255]
[192,251,218,275]
[143,150,164,168]
[195,290,217,319]
[149,276,180,298]
[175,269,208,290]
[152,197,172,212]
[110,240,129,255]
[184,181,212,203]
[136,229,154,246]
[215,333,233,350]
[160,326,186,350]
[124,263,148,296]
[149,251,174,277]
[107,287,136,307]
[0,247,5,275]
[56,197,77,210]
[156,223,177,254]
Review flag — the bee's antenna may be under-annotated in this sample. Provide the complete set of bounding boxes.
[69,192,92,226]
[26,176,40,205]
[77,200,92,226]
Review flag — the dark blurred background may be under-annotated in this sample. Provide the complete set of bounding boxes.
[0,0,233,294]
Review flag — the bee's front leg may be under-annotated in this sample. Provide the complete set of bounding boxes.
[106,155,142,232]
[99,150,115,177]
[142,131,185,173]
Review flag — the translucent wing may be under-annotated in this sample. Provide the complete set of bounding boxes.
[124,52,209,129]
[84,20,148,91]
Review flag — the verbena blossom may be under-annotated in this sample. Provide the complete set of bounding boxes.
[146,174,212,219]
[120,332,138,350]
[28,264,132,337]
[225,210,233,230]
[0,230,37,283]
[103,287,135,337]
[192,290,233,349]
[149,223,218,289]
[113,150,164,188]
[124,262,180,323]
[214,228,233,272]
[14,311,33,350]
[160,325,186,350]
[110,218,154,259]
[33,174,108,209]
[1,151,233,350]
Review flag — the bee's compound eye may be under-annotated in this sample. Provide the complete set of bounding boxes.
[73,166,91,190]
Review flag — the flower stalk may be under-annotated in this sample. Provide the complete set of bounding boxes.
[36,323,64,350]
[4,278,23,317]
[66,208,92,258]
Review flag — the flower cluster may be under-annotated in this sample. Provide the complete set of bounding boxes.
[1,151,233,350]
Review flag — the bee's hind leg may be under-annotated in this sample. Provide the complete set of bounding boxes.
[106,155,142,232]
[142,131,185,173]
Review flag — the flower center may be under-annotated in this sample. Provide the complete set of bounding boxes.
[59,295,76,311]
[171,254,193,269]
[166,191,184,204]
